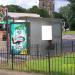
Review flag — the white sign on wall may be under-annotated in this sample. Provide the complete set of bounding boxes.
[42,26,52,40]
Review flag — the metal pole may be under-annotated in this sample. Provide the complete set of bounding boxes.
[47,40,52,75]
[48,49,50,75]
[9,22,13,70]
[11,17,14,70]
[61,20,63,54]
[36,44,39,58]
[3,6,9,63]
[12,47,14,70]
[55,42,57,55]
[72,40,73,52]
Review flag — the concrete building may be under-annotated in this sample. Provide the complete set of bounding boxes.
[0,12,62,56]
[16,17,62,56]
[39,0,54,16]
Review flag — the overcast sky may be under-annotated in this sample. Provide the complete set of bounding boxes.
[0,0,69,12]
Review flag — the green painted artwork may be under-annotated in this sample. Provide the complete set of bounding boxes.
[0,12,4,21]
[10,23,28,55]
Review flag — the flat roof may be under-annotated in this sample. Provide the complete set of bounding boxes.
[8,12,40,18]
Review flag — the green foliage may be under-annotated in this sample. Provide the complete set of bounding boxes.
[63,31,75,35]
[38,9,50,18]
[5,5,50,18]
[66,1,75,30]
[53,12,64,19]
[70,19,75,30]
[28,6,39,13]
[68,0,75,3]
[28,6,50,18]
[59,5,72,30]
[6,5,27,12]
[59,5,71,21]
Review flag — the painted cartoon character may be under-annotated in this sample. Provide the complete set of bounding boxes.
[11,24,27,55]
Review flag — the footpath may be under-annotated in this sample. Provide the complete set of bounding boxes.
[0,70,44,75]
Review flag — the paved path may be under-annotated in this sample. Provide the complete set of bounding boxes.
[62,34,75,40]
[0,70,44,75]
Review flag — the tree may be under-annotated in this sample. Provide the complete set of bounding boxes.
[28,6,50,18]
[5,5,50,18]
[53,12,64,19]
[6,5,26,12]
[59,4,72,30]
[67,0,75,30]
[59,5,71,21]
[28,6,39,13]
[68,0,75,3]
[38,9,50,18]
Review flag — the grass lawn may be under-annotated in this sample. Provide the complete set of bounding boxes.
[63,31,75,35]
[0,53,75,75]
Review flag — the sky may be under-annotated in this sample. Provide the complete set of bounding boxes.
[0,0,69,12]
[55,0,69,12]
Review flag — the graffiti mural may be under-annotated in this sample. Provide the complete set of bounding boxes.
[10,23,28,55]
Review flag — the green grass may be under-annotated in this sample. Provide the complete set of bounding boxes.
[63,31,75,35]
[0,53,75,75]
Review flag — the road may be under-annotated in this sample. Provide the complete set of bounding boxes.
[62,34,75,40]
[62,35,75,52]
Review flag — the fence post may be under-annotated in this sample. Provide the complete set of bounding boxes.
[48,49,50,75]
[12,50,14,70]
[72,41,73,52]
[36,44,39,58]
[55,43,57,55]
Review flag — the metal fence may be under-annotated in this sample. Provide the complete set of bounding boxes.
[0,40,75,75]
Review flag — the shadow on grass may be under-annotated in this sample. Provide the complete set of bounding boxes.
[48,71,73,75]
